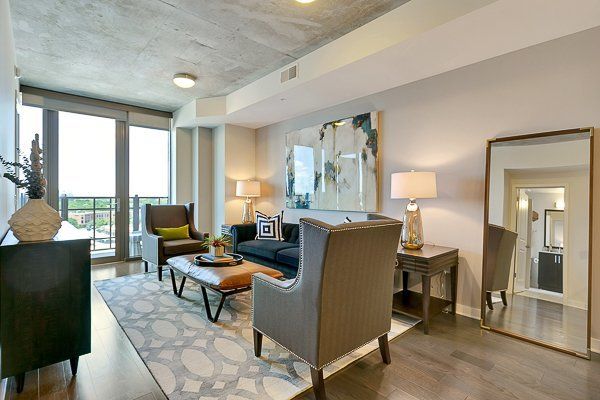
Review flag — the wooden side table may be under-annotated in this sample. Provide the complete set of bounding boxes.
[394,245,458,334]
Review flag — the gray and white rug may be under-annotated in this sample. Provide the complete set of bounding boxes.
[95,273,417,400]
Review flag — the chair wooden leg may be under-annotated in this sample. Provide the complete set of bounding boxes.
[500,290,508,306]
[157,265,163,281]
[253,329,263,358]
[15,374,25,393]
[486,291,494,310]
[310,367,326,400]
[70,357,79,375]
[378,334,391,364]
[143,260,148,273]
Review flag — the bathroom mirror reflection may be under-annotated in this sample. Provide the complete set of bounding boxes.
[545,209,564,249]
[482,128,593,358]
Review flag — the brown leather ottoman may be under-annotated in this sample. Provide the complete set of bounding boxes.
[166,254,283,322]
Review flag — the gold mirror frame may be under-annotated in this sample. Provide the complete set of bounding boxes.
[480,127,594,359]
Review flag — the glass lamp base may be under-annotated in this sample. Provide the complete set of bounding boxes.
[241,198,254,224]
[401,200,424,249]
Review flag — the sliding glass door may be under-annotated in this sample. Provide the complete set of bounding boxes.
[128,126,170,258]
[57,111,121,262]
[17,98,171,264]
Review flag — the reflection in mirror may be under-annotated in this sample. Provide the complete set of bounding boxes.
[545,209,564,248]
[483,129,592,357]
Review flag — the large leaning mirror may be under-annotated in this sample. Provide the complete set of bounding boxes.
[481,128,593,358]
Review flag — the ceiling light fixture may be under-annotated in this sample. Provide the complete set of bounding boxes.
[172,73,196,88]
[296,0,315,3]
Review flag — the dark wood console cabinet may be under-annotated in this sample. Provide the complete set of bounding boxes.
[0,222,91,392]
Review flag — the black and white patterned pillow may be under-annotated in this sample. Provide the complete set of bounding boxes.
[255,211,284,241]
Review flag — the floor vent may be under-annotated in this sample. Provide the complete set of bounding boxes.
[281,64,298,83]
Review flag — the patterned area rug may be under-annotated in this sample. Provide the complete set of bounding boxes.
[95,273,417,400]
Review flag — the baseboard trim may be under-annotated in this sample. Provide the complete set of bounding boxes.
[455,303,480,320]
[592,338,600,354]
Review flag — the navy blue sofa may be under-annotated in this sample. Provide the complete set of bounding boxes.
[230,223,299,278]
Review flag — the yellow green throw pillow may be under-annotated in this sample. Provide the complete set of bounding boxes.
[154,225,190,241]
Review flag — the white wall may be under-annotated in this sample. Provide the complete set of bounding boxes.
[223,125,256,226]
[212,124,256,233]
[170,127,194,205]
[192,127,213,232]
[0,0,16,234]
[488,140,589,227]
[212,125,226,234]
[255,27,600,343]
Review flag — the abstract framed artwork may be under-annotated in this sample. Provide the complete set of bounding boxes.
[285,111,380,212]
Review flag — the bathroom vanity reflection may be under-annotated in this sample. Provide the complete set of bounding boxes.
[482,128,593,358]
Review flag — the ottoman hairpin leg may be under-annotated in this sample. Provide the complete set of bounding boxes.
[200,286,251,323]
[168,268,188,298]
[169,268,178,296]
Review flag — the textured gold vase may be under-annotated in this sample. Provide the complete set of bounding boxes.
[9,199,62,241]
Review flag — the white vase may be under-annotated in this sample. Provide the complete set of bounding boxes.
[8,198,62,241]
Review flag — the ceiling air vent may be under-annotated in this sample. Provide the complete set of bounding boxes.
[280,64,298,83]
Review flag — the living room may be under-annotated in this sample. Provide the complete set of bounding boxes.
[1,0,600,399]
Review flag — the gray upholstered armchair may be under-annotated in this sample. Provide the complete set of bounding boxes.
[485,224,518,310]
[141,203,208,281]
[252,217,402,400]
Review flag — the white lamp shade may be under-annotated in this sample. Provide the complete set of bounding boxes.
[236,180,261,197]
[391,171,437,199]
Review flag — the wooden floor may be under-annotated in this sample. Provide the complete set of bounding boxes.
[4,261,165,400]
[485,293,588,354]
[4,262,600,400]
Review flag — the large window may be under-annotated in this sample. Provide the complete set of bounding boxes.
[17,96,171,263]
[128,126,170,257]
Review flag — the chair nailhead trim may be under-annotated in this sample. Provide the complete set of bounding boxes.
[252,219,401,369]
[252,326,392,371]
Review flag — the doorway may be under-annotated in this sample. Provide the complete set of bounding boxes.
[513,187,565,301]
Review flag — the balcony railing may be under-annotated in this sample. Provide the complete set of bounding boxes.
[57,195,168,257]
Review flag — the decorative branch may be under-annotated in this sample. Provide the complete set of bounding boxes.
[0,133,46,199]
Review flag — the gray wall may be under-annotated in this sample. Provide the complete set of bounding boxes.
[255,27,600,345]
[0,0,16,234]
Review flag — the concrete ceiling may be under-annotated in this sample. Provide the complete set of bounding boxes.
[171,0,600,129]
[9,0,409,112]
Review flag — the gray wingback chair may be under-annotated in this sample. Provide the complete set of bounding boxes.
[141,203,208,281]
[485,224,518,310]
[252,217,402,400]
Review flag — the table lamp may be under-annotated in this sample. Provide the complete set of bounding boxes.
[236,180,261,224]
[391,171,437,249]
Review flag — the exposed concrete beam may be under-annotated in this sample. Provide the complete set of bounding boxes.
[174,0,600,129]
